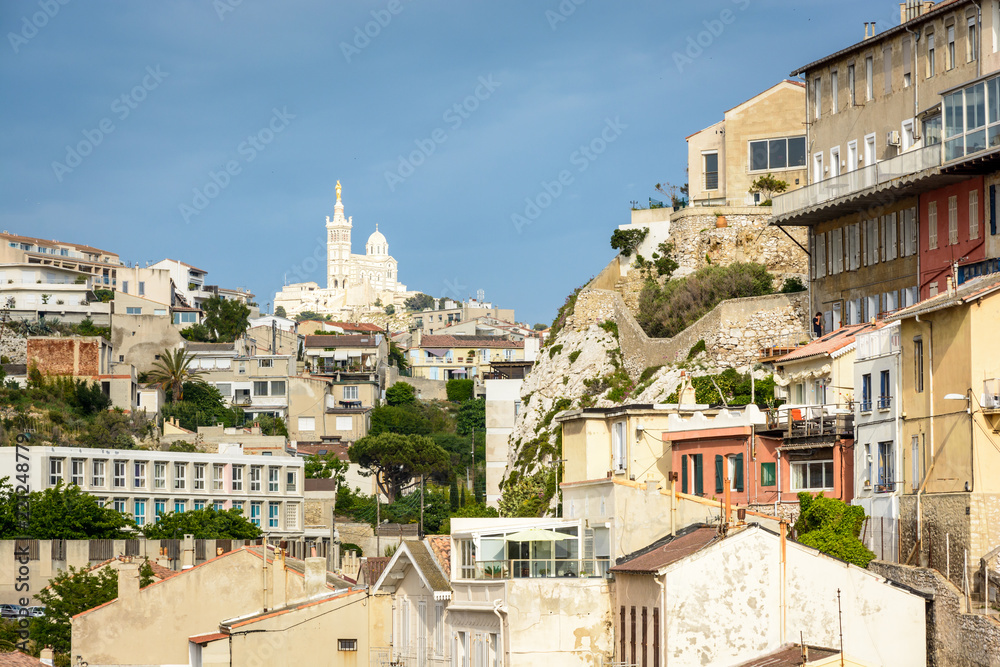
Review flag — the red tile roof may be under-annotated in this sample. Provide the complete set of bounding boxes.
[328,321,384,332]
[419,335,521,349]
[774,323,878,365]
[610,526,720,574]
[361,556,391,584]
[890,272,1000,321]
[189,632,228,645]
[0,652,46,666]
[303,334,381,348]
[425,535,451,577]
[731,643,839,666]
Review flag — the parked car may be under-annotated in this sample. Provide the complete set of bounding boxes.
[28,606,45,617]
[0,604,24,619]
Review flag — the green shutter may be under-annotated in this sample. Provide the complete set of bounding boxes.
[693,454,704,496]
[734,453,744,493]
[761,462,776,487]
[681,455,688,494]
[715,455,724,494]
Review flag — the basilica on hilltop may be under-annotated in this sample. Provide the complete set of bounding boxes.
[273,182,410,317]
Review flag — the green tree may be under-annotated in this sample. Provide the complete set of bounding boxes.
[141,507,262,539]
[0,479,132,539]
[385,381,417,406]
[294,310,329,322]
[748,173,789,205]
[160,382,241,431]
[532,323,546,331]
[384,304,396,316]
[74,379,112,416]
[446,379,474,402]
[456,397,485,436]
[348,432,451,502]
[167,440,198,452]
[255,414,288,437]
[78,410,137,449]
[792,492,875,567]
[369,405,431,436]
[610,228,648,257]
[388,341,408,371]
[274,306,286,318]
[179,322,214,342]
[33,565,118,654]
[148,348,206,402]
[404,293,435,311]
[305,451,350,482]
[200,296,250,343]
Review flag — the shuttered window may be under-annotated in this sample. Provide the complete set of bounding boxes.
[681,455,688,494]
[733,453,744,493]
[693,454,704,496]
[620,606,626,661]
[715,455,725,494]
[653,607,660,667]
[630,606,637,667]
[642,607,648,667]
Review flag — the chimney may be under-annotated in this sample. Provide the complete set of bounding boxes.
[181,534,195,569]
[412,328,422,347]
[117,562,140,600]
[947,274,955,296]
[40,647,54,666]
[305,556,327,598]
[272,549,287,609]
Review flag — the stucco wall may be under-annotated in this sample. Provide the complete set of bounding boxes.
[110,313,185,374]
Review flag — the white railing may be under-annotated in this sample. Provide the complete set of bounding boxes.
[772,144,941,216]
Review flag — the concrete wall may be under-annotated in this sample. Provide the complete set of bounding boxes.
[869,560,1000,667]
[386,366,448,401]
[485,378,522,507]
[661,527,926,667]
[110,313,185,373]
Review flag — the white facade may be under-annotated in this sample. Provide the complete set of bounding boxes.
[0,446,305,536]
[853,322,902,562]
[0,263,110,324]
[484,378,522,507]
[274,182,408,318]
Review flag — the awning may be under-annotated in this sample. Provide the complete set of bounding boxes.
[334,351,349,361]
[425,348,448,357]
[348,350,362,358]
[504,529,575,542]
[778,441,836,451]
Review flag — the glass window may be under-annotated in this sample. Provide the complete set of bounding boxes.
[92,460,106,487]
[194,500,206,510]
[113,461,126,488]
[49,458,63,486]
[877,442,895,491]
[286,470,297,492]
[174,463,186,489]
[343,385,359,401]
[194,463,206,490]
[154,462,166,489]
[791,461,834,490]
[250,466,262,492]
[250,501,262,526]
[174,500,186,514]
[113,498,127,514]
[253,381,269,396]
[232,465,244,491]
[268,467,279,492]
[703,152,719,190]
[270,380,285,396]
[134,499,146,526]
[71,459,84,486]
[134,462,146,488]
[268,503,279,528]
[213,501,225,511]
[213,464,224,491]
[126,307,141,315]
[749,136,806,172]
[154,500,166,521]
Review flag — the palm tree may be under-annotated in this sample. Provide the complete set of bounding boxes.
[148,348,205,402]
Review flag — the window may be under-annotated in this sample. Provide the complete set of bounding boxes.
[831,227,844,274]
[902,207,918,256]
[113,498,127,514]
[903,37,912,87]
[122,280,128,293]
[970,189,980,239]
[270,380,285,396]
[948,195,959,245]
[214,501,225,511]
[250,501,261,526]
[138,281,145,296]
[210,464,222,491]
[268,503,279,528]
[791,460,834,490]
[879,370,891,409]
[435,602,445,657]
[174,500,186,514]
[883,212,898,261]
[174,463,186,490]
[943,78,991,161]
[612,421,627,471]
[92,460,106,487]
[911,435,921,490]
[927,32,936,77]
[338,639,357,652]
[864,219,880,266]
[831,70,839,113]
[861,374,872,412]
[847,63,856,105]
[49,458,63,486]
[969,16,979,61]
[134,499,146,526]
[268,467,279,492]
[902,119,915,150]
[760,462,776,487]
[864,443,873,486]
[232,500,244,515]
[194,463,206,490]
[928,201,939,249]
[112,460,125,488]
[749,136,806,172]
[865,56,874,99]
[813,231,826,279]
[884,45,892,95]
[877,441,894,493]
[193,500,205,510]
[250,466,262,492]
[154,500,166,521]
[343,385,359,401]
[703,152,719,190]
[126,307,141,315]
[232,465,244,491]
[286,471,297,492]
[253,381,269,396]
[948,24,956,69]
[813,77,821,118]
[71,459,84,486]
[259,358,273,368]
[297,416,316,432]
[914,337,925,393]
[846,223,861,270]
[132,462,145,488]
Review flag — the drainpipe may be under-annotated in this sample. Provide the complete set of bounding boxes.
[659,573,668,664]
[492,599,509,666]
[973,1,983,79]
[775,450,782,515]
[903,23,920,123]
[915,314,933,561]
[779,520,787,644]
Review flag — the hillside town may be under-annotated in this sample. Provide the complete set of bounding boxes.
[3,1,1000,666]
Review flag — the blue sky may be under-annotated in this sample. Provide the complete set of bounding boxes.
[1,0,903,325]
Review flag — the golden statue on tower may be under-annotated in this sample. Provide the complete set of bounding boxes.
[335,180,342,203]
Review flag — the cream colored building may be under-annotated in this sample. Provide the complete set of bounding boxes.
[0,262,108,324]
[687,80,807,207]
[407,333,526,380]
[186,342,295,420]
[274,182,410,318]
[410,299,516,336]
[0,230,120,292]
[288,373,377,444]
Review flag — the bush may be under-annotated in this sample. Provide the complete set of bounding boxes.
[610,228,648,257]
[446,379,474,403]
[780,276,806,293]
[793,492,875,567]
[687,340,706,360]
[548,344,564,359]
[638,262,775,338]
[386,381,417,406]
[568,350,581,363]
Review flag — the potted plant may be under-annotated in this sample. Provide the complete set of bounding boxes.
[484,564,503,579]
[713,210,727,228]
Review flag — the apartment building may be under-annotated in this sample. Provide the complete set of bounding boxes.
[852,321,903,562]
[150,258,254,312]
[0,446,305,536]
[773,0,1000,327]
[407,332,525,380]
[187,342,295,420]
[410,299,515,336]
[0,230,120,290]
[687,80,808,207]
[0,263,108,324]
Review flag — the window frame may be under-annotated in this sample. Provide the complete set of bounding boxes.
[790,460,835,491]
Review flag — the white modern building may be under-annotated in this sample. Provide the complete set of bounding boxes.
[1,446,305,537]
[853,321,902,562]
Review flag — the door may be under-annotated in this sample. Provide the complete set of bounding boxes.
[847,141,858,171]
[830,147,841,176]
[813,152,825,183]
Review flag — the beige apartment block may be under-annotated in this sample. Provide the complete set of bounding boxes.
[288,373,377,444]
[0,230,121,290]
[687,80,807,207]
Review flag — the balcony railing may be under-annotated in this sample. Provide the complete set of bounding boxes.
[877,395,892,410]
[467,558,610,580]
[772,144,941,216]
[771,404,854,439]
[860,400,872,413]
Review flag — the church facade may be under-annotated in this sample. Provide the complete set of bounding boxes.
[274,182,409,317]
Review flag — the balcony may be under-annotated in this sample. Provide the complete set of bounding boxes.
[465,558,610,580]
[768,404,854,441]
[771,144,942,220]
[984,379,1000,414]
[877,395,892,410]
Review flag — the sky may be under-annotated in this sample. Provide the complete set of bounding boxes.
[1,0,907,326]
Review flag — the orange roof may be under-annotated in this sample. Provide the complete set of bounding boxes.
[0,652,46,666]
[774,323,878,364]
[419,335,521,349]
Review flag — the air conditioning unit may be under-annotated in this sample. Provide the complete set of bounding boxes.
[887,130,901,146]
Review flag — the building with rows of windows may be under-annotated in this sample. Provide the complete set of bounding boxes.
[1,446,305,537]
